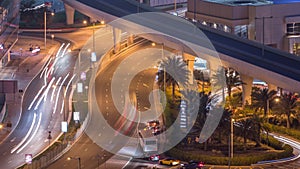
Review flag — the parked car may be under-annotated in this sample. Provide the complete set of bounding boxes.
[159,158,180,166]
[180,160,204,169]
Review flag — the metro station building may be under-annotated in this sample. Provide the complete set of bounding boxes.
[186,0,300,56]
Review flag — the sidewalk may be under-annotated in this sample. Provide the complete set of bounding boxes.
[0,36,60,143]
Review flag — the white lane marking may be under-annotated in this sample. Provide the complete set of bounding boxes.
[11,113,37,154]
[53,73,69,114]
[51,77,62,102]
[34,77,56,110]
[17,112,42,154]
[28,85,46,110]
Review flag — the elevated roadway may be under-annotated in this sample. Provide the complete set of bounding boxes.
[61,0,300,93]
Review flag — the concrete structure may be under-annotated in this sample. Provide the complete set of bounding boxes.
[139,0,187,7]
[186,0,300,104]
[61,0,300,107]
[186,0,300,56]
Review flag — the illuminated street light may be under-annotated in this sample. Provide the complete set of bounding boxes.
[51,34,54,44]
[83,20,87,25]
[67,157,81,169]
[44,9,55,49]
[100,20,105,25]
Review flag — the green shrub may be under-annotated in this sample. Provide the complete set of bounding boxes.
[167,144,293,166]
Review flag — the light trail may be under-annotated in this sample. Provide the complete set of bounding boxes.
[52,73,69,114]
[40,57,53,79]
[60,43,70,57]
[17,112,42,154]
[28,85,46,110]
[34,77,56,110]
[55,43,65,58]
[64,74,76,97]
[51,77,62,102]
[11,113,37,154]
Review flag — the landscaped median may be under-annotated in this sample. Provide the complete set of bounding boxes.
[166,134,293,166]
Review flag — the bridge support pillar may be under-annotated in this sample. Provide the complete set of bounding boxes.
[127,34,134,46]
[64,4,75,25]
[268,83,277,92]
[240,74,253,106]
[183,53,195,84]
[113,28,122,53]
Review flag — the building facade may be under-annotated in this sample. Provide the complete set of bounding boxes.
[186,0,300,56]
[0,0,20,63]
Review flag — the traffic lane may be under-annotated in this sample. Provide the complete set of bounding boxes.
[46,133,111,169]
[0,52,77,168]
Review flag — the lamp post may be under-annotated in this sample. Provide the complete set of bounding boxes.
[255,16,273,56]
[44,10,46,49]
[44,10,54,49]
[228,118,234,168]
[67,157,81,169]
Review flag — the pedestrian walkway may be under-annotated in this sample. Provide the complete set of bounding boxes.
[0,36,60,143]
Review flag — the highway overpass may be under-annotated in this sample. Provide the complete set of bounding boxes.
[60,0,300,102]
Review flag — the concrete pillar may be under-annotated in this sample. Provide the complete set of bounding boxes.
[182,53,195,84]
[113,27,122,53]
[127,34,134,46]
[240,74,253,106]
[268,83,277,92]
[64,4,75,25]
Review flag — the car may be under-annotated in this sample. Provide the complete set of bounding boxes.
[159,158,180,166]
[180,160,204,169]
[147,120,160,129]
[149,154,160,161]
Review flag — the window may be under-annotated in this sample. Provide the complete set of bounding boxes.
[287,23,300,35]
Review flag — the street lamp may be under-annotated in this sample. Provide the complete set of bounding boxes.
[228,118,234,168]
[67,157,81,169]
[44,10,55,49]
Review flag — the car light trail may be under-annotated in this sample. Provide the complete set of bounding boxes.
[64,74,76,97]
[16,112,42,154]
[40,57,53,79]
[11,113,37,154]
[60,43,70,57]
[53,73,69,114]
[34,77,56,110]
[28,85,46,110]
[51,77,62,102]
[55,43,65,58]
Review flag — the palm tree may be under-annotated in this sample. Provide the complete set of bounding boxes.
[194,70,207,93]
[251,87,277,119]
[273,93,299,128]
[211,67,226,102]
[224,68,244,99]
[157,56,189,100]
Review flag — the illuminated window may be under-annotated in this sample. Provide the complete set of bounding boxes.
[287,23,300,35]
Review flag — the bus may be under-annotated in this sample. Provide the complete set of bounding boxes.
[138,129,158,153]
